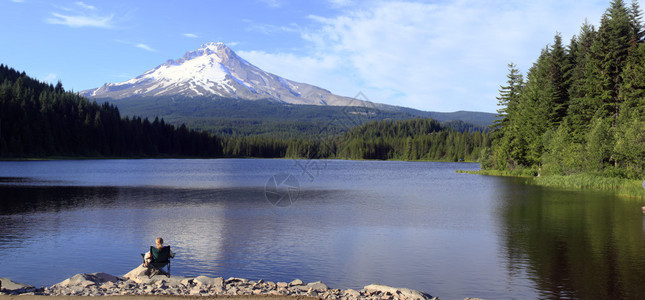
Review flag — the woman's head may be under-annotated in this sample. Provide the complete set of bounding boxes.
[156,237,164,248]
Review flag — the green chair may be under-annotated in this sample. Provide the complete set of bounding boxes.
[141,246,174,278]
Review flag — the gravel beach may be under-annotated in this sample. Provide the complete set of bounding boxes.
[0,265,439,300]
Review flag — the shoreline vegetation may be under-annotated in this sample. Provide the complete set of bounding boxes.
[482,0,644,193]
[0,266,440,300]
[457,169,645,199]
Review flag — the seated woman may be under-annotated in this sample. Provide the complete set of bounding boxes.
[143,237,174,267]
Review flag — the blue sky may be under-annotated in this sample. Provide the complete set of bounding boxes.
[1,0,612,112]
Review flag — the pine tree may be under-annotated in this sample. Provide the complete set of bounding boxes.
[491,63,523,136]
[592,0,633,121]
[547,33,570,126]
[629,0,645,44]
[567,21,598,139]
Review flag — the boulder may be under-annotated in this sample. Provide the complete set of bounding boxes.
[0,278,35,293]
[194,276,224,288]
[123,264,150,279]
[226,277,249,284]
[307,281,329,291]
[53,273,119,288]
[289,279,304,286]
[180,278,193,287]
[363,284,436,300]
[345,288,361,298]
[122,264,189,285]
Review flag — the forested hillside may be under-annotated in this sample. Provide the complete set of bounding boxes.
[0,64,222,157]
[332,119,489,161]
[103,96,493,139]
[488,0,645,179]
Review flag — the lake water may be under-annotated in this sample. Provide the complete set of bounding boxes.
[1,159,644,299]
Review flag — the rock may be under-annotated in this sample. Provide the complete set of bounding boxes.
[189,287,203,295]
[363,284,435,300]
[100,281,117,289]
[180,278,193,287]
[229,286,239,295]
[308,281,329,291]
[122,265,189,285]
[194,276,224,288]
[345,288,361,298]
[226,277,248,284]
[289,279,304,286]
[122,264,150,280]
[290,285,310,292]
[53,273,118,289]
[276,282,288,288]
[0,278,35,293]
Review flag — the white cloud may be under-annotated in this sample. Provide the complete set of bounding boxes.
[75,1,96,10]
[42,73,57,83]
[237,50,344,88]
[135,43,155,52]
[182,33,199,38]
[240,0,607,112]
[46,12,114,28]
[113,40,156,52]
[10,0,25,3]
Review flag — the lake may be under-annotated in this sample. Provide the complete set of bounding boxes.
[1,159,644,299]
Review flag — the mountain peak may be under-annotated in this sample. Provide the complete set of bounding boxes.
[199,42,227,50]
[81,43,363,107]
[170,42,236,66]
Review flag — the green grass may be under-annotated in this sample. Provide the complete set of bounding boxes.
[533,174,645,199]
[456,169,536,177]
[459,168,645,199]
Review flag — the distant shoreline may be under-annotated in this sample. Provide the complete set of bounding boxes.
[0,156,479,163]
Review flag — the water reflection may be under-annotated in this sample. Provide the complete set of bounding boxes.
[0,184,371,287]
[498,181,645,299]
[6,159,642,299]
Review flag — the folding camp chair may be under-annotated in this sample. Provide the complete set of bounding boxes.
[141,246,174,278]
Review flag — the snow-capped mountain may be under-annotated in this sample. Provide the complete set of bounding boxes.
[82,42,364,106]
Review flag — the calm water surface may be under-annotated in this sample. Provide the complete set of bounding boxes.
[0,159,644,300]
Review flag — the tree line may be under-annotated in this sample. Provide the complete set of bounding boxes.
[0,64,221,157]
[0,64,488,161]
[488,0,645,179]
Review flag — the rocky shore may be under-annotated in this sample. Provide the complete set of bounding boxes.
[0,265,441,300]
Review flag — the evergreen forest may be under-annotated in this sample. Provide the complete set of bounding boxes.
[487,0,645,179]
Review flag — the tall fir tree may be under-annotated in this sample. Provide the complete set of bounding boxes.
[629,0,645,44]
[546,33,570,126]
[567,21,598,139]
[591,0,634,121]
[490,63,524,169]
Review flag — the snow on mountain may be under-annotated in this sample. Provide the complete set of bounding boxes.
[82,42,365,107]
